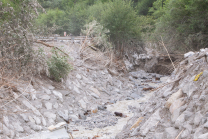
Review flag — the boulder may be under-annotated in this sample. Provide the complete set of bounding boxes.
[165,89,183,109]
[184,51,195,58]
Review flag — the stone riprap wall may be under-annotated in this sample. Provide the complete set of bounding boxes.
[116,49,208,139]
[0,42,165,139]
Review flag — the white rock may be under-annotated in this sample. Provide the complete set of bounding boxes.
[28,116,36,123]
[175,113,185,128]
[200,49,205,52]
[48,125,56,131]
[31,89,37,100]
[29,123,42,131]
[198,133,208,139]
[13,122,24,132]
[3,116,9,127]
[194,126,204,139]
[202,70,208,78]
[20,114,29,122]
[48,118,55,124]
[73,86,81,94]
[58,110,68,121]
[169,98,185,114]
[83,96,89,103]
[194,112,203,126]
[53,102,59,109]
[2,124,10,136]
[138,108,161,136]
[34,101,43,109]
[164,127,178,138]
[52,90,63,101]
[181,81,197,98]
[22,100,41,116]
[90,93,100,99]
[33,116,41,125]
[204,102,208,112]
[171,108,180,122]
[13,92,19,99]
[10,130,15,138]
[79,99,86,109]
[44,112,56,120]
[45,102,52,110]
[101,71,105,75]
[47,84,55,90]
[40,95,50,100]
[42,87,51,94]
[124,59,134,71]
[74,80,81,88]
[184,51,195,58]
[42,117,47,126]
[25,127,69,139]
[76,74,82,79]
[204,121,208,128]
[165,89,183,108]
[46,90,51,95]
[90,87,100,96]
[153,133,164,139]
[162,87,172,98]
[181,129,190,138]
[48,122,67,131]
[114,88,120,93]
[69,115,79,121]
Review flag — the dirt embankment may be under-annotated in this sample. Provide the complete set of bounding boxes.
[124,46,184,75]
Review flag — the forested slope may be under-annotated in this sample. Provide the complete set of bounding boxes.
[36,0,208,53]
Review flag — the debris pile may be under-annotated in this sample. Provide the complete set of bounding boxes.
[116,48,208,139]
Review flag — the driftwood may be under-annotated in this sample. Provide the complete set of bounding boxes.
[35,40,69,57]
[88,44,98,51]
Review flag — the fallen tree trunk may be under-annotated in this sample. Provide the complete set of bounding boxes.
[35,40,69,57]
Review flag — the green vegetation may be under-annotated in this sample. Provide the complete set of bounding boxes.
[47,49,72,82]
[0,0,46,75]
[1,0,207,65]
[101,0,141,47]
[36,0,208,52]
[152,0,208,51]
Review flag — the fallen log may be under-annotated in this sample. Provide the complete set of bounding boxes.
[35,40,69,57]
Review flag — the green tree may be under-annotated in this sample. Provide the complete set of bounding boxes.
[152,0,208,51]
[36,9,64,34]
[64,3,88,35]
[101,0,141,53]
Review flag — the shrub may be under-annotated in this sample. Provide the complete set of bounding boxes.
[47,49,72,82]
[0,0,46,75]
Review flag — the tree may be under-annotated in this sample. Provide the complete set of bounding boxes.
[152,0,208,51]
[101,0,141,54]
[0,0,47,75]
[36,9,65,34]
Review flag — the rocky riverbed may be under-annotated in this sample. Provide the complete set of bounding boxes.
[0,41,169,139]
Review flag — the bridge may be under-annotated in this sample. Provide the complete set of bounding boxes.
[36,36,92,43]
